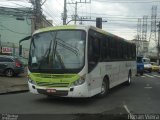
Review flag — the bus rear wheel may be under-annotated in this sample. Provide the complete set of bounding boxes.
[98,78,109,97]
[140,71,144,75]
[125,72,131,86]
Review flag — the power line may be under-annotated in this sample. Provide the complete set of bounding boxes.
[42,9,59,25]
[42,5,61,24]
[0,24,30,35]
[41,0,47,6]
[10,1,32,8]
[55,0,63,7]
[92,0,160,3]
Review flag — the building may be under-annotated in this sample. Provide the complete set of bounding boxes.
[0,7,53,58]
[0,7,32,57]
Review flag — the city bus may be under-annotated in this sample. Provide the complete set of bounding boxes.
[20,25,136,98]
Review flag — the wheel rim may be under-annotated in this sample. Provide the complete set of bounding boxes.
[6,69,13,77]
[101,81,106,95]
[128,75,131,83]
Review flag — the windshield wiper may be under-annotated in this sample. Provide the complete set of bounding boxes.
[56,38,79,56]
[37,32,57,70]
[36,31,81,70]
[38,32,67,70]
[55,50,65,69]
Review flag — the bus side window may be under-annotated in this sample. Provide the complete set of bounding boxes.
[88,30,101,72]
[102,36,109,61]
[88,36,100,62]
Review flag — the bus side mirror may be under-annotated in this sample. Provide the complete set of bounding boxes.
[19,36,31,57]
[19,45,22,56]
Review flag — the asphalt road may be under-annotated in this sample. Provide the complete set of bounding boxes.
[0,72,160,119]
[0,74,28,94]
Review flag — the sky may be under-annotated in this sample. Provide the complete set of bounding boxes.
[0,0,160,40]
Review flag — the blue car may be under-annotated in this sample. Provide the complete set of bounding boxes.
[137,56,144,75]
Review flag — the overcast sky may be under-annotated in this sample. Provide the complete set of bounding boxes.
[0,0,160,40]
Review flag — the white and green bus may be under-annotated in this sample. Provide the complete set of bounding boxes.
[22,25,136,97]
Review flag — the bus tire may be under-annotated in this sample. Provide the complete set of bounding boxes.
[98,78,109,97]
[126,72,131,86]
[140,71,143,75]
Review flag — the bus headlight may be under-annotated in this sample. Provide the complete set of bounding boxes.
[28,79,37,85]
[71,75,86,86]
[28,76,37,85]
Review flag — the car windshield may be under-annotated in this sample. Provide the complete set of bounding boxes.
[28,30,86,73]
[137,57,143,63]
[143,58,150,64]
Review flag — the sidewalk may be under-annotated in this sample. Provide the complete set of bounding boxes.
[0,74,28,94]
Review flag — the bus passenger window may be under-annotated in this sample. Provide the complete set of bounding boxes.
[88,36,100,62]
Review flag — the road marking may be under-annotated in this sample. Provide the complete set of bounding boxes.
[144,86,152,89]
[141,76,146,77]
[123,105,134,120]
[144,84,152,89]
[140,74,160,78]
[124,105,131,114]
[144,74,154,78]
[153,75,160,78]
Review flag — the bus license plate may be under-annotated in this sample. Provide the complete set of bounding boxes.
[46,89,56,93]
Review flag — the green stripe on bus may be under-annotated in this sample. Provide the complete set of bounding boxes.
[29,73,80,87]
[38,25,77,33]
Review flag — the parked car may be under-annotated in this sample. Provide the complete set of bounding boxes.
[0,55,24,77]
[150,62,160,72]
[17,57,28,66]
[142,57,152,73]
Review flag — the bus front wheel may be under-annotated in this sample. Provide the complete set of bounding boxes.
[98,78,109,97]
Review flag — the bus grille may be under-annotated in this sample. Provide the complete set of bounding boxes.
[33,74,75,79]
[36,82,69,87]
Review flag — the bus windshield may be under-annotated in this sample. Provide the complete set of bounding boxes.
[28,30,86,73]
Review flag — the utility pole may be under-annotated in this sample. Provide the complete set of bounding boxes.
[141,15,148,56]
[157,22,160,65]
[63,0,67,25]
[30,0,42,30]
[66,0,91,25]
[149,6,157,43]
[137,18,142,55]
[142,16,148,42]
[74,1,78,25]
[148,5,157,59]
[35,0,42,29]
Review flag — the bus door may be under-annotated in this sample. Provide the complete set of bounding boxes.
[88,30,102,94]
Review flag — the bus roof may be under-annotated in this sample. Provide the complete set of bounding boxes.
[33,25,132,43]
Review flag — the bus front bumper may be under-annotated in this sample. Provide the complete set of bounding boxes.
[28,81,90,98]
